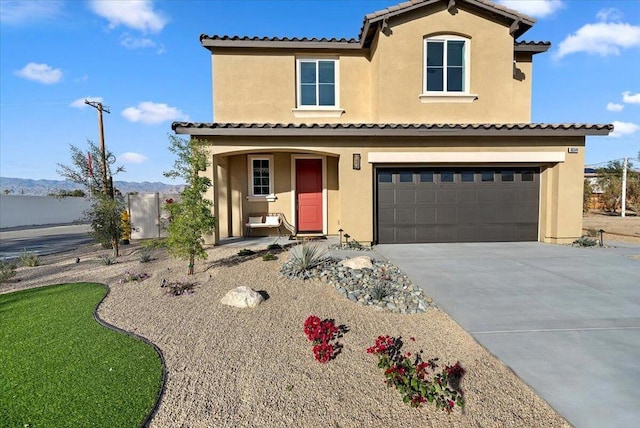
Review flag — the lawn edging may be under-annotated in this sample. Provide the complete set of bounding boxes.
[93,283,167,428]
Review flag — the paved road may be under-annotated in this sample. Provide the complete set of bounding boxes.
[375,241,640,428]
[0,224,93,259]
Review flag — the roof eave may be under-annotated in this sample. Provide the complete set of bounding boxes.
[172,123,613,138]
[514,43,551,54]
[200,38,362,51]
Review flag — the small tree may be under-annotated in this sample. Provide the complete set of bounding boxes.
[596,160,640,214]
[583,179,593,213]
[57,140,124,196]
[163,136,216,275]
[85,195,125,256]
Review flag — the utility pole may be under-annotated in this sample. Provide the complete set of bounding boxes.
[84,100,111,198]
[621,157,628,218]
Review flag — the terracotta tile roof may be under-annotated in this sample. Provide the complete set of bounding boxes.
[201,0,540,51]
[172,122,613,137]
[199,35,359,44]
[364,0,535,24]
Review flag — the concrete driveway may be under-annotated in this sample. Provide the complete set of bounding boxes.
[375,242,640,428]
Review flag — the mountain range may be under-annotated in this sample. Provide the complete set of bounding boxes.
[0,177,184,196]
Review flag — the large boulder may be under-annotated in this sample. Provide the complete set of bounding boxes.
[340,256,373,270]
[221,286,264,308]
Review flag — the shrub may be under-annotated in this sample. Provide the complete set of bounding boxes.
[573,236,598,247]
[19,250,40,267]
[262,252,277,261]
[101,255,116,266]
[0,259,17,283]
[118,271,151,284]
[370,281,392,301]
[138,247,154,263]
[289,242,327,273]
[303,315,346,363]
[267,243,283,251]
[367,335,465,411]
[238,249,255,256]
[586,228,599,237]
[142,238,167,249]
[163,280,196,296]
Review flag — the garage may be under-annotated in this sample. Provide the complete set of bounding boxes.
[376,167,540,244]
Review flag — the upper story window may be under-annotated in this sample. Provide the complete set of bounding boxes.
[293,59,344,118]
[421,35,477,103]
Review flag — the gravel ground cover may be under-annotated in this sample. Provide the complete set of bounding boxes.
[2,241,570,427]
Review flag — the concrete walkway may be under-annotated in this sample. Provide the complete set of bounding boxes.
[375,241,640,428]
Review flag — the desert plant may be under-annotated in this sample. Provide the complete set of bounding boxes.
[267,243,283,251]
[142,238,167,249]
[573,236,598,247]
[0,259,17,283]
[164,280,196,296]
[118,271,151,284]
[238,249,256,256]
[289,242,327,273]
[346,239,364,250]
[583,179,593,213]
[85,196,126,257]
[370,281,392,301]
[101,255,116,265]
[163,136,217,275]
[367,335,465,411]
[57,140,124,197]
[586,228,599,237]
[138,247,154,263]
[262,252,277,261]
[19,250,40,267]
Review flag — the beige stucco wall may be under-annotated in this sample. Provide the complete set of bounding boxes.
[210,4,533,124]
[201,136,584,245]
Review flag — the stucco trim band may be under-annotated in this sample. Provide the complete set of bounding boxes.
[367,151,565,163]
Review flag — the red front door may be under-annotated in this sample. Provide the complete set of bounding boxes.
[296,159,323,232]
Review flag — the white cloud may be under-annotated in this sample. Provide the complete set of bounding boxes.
[623,91,640,104]
[88,0,168,33]
[555,22,640,58]
[15,63,63,84]
[0,0,63,25]
[606,102,624,112]
[119,152,148,163]
[69,97,104,109]
[596,8,623,23]
[120,33,156,49]
[121,102,188,124]
[610,121,640,138]
[496,0,564,18]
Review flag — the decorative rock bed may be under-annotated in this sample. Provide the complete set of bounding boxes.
[281,257,433,314]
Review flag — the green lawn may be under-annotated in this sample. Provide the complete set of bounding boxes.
[0,283,163,427]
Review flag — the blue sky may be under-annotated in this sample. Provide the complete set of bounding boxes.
[0,0,639,183]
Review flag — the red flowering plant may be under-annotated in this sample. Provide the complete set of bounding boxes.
[366,335,465,411]
[303,315,346,363]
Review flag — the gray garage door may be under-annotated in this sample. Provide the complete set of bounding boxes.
[376,168,539,244]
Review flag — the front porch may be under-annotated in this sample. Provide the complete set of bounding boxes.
[207,151,341,245]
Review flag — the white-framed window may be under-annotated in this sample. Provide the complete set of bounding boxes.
[296,59,339,108]
[424,35,470,94]
[247,155,274,198]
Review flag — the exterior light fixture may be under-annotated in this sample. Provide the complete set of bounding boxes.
[338,228,344,246]
[344,233,351,244]
[352,153,361,170]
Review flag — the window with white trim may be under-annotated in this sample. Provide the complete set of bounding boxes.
[424,36,469,94]
[296,59,338,108]
[248,156,273,197]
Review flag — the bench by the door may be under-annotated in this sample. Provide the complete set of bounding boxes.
[245,213,295,237]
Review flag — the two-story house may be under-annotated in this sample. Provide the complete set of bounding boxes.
[172,0,611,245]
